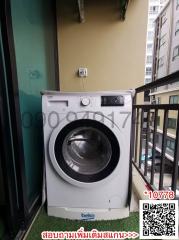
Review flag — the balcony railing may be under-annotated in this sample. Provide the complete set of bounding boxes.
[132,71,179,197]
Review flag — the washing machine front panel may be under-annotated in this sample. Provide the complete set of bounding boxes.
[43,92,132,216]
[51,119,120,184]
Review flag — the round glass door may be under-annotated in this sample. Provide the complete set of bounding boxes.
[54,119,120,183]
[62,127,112,175]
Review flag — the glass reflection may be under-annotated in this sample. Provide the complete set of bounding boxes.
[62,127,112,175]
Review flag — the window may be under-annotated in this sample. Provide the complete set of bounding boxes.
[148,31,154,41]
[147,44,153,52]
[172,45,179,61]
[144,90,150,102]
[161,12,167,26]
[168,118,177,129]
[157,116,160,126]
[158,56,164,68]
[148,18,154,24]
[156,134,159,143]
[147,55,153,64]
[159,34,166,48]
[148,18,155,28]
[150,0,159,3]
[166,139,175,152]
[176,0,179,10]
[150,112,154,122]
[145,78,152,84]
[145,67,152,75]
[148,23,155,29]
[149,6,159,14]
[156,97,161,104]
[169,95,179,104]
[175,20,179,36]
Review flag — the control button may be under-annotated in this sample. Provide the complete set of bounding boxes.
[81,98,90,106]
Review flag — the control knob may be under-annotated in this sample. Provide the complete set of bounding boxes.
[81,98,90,106]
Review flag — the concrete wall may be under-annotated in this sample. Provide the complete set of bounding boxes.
[57,0,148,92]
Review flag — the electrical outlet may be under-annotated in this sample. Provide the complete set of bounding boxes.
[78,68,88,77]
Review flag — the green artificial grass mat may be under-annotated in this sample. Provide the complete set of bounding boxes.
[26,208,139,240]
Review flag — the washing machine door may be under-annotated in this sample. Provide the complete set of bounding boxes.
[49,119,120,184]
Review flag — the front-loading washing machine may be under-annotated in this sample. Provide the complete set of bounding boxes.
[42,91,133,220]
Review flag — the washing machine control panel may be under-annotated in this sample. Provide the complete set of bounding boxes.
[101,95,124,106]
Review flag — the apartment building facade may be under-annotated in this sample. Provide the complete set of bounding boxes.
[151,0,179,169]
[144,0,168,84]
[153,0,179,79]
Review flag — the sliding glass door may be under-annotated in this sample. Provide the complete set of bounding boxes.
[10,0,58,211]
[0,21,23,239]
[0,0,58,238]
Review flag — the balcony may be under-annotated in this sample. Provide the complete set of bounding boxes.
[132,70,179,197]
[17,70,179,239]
[0,0,178,239]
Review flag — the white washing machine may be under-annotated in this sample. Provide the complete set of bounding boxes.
[42,91,133,220]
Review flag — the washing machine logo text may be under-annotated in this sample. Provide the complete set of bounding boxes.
[81,213,95,220]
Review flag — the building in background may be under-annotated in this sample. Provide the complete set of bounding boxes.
[144,0,168,84]
[149,0,179,174]
[152,0,179,81]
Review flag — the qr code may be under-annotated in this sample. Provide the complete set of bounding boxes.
[140,200,178,239]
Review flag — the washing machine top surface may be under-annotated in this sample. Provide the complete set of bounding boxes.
[41,90,135,96]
